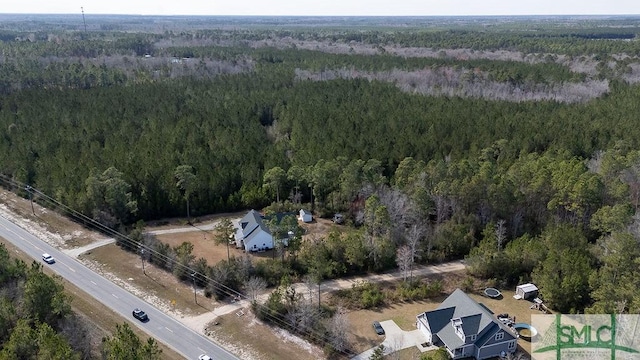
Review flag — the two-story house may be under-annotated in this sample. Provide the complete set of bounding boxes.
[416,289,518,359]
[234,209,273,252]
[234,210,294,252]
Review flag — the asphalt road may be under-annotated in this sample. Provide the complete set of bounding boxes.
[0,215,238,360]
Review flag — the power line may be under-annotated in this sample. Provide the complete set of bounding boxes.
[0,175,358,357]
[81,7,88,34]
[2,175,354,355]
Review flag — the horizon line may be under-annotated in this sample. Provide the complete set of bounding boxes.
[1,13,640,17]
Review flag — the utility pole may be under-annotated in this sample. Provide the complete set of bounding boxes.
[226,233,231,262]
[140,248,146,275]
[25,185,35,215]
[191,272,197,304]
[81,7,87,34]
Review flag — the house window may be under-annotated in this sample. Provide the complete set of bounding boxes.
[509,341,516,349]
[495,332,504,341]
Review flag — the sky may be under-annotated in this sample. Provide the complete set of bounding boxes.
[2,0,639,16]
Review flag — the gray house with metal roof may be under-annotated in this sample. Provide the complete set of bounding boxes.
[416,289,518,359]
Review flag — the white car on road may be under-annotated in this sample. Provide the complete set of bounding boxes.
[42,253,55,264]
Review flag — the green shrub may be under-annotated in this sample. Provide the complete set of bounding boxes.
[394,280,443,301]
[361,286,384,308]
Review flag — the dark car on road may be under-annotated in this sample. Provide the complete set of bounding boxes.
[373,321,385,335]
[132,308,149,322]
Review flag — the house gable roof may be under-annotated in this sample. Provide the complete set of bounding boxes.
[424,307,456,334]
[476,322,505,346]
[244,224,269,245]
[239,210,271,237]
[235,210,274,249]
[420,289,516,350]
[460,313,482,336]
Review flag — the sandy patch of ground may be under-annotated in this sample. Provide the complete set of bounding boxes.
[0,190,100,249]
[205,310,324,360]
[299,217,338,241]
[153,230,246,264]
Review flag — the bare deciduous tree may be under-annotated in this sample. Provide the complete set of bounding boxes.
[303,274,316,304]
[396,245,413,282]
[377,187,413,242]
[495,219,507,249]
[296,66,609,103]
[622,163,640,211]
[286,303,319,335]
[627,213,640,240]
[432,193,451,224]
[236,253,254,280]
[406,224,425,280]
[244,276,267,302]
[326,307,351,354]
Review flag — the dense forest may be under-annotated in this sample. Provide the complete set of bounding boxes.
[2,15,640,322]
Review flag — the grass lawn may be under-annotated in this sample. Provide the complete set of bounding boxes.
[347,299,444,354]
[154,230,246,265]
[81,243,218,316]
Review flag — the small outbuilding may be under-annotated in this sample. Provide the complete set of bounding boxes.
[299,209,312,223]
[332,213,344,224]
[514,283,539,300]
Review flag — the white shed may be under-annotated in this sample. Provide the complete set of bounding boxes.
[299,209,312,223]
[514,283,539,300]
